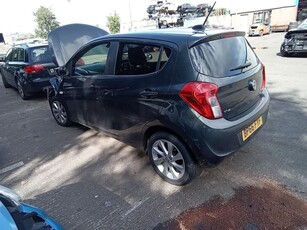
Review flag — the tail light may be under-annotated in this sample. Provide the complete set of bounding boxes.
[261,65,266,91]
[24,65,44,74]
[179,82,223,119]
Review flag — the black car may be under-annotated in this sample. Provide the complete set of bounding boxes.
[147,4,157,15]
[0,33,5,44]
[47,24,270,185]
[0,43,56,99]
[177,3,197,15]
[280,19,307,57]
[197,3,212,13]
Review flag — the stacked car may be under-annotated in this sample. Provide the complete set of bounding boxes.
[147,1,212,28]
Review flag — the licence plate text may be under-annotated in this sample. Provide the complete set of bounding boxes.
[242,116,263,141]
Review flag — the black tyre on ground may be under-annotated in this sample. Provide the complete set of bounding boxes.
[1,72,11,88]
[280,44,291,57]
[148,131,200,186]
[50,97,72,127]
[16,78,29,100]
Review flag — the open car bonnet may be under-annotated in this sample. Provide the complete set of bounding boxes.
[48,23,109,67]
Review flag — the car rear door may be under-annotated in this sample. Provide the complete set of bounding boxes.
[87,40,175,145]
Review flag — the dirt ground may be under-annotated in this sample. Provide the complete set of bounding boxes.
[154,183,307,230]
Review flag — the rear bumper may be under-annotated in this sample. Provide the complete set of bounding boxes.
[23,77,52,93]
[248,30,260,36]
[188,89,270,163]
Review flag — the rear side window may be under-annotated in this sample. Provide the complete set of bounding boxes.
[12,48,24,62]
[189,36,259,77]
[115,43,171,75]
[14,48,25,62]
[30,46,52,63]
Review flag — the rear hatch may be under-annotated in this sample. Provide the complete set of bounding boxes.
[28,46,56,77]
[189,32,265,121]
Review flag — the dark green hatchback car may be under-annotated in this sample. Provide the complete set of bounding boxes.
[47,24,270,185]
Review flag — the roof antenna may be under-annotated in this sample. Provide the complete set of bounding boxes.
[192,1,216,30]
[203,1,216,27]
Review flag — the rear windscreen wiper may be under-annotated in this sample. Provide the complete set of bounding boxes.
[230,62,251,71]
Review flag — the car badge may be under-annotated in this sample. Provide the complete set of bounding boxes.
[248,79,257,91]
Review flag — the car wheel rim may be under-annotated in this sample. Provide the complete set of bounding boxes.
[52,101,67,124]
[17,81,24,98]
[152,139,185,180]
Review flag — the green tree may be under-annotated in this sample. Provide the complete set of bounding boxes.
[33,6,59,39]
[106,12,120,34]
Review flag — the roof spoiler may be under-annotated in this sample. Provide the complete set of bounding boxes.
[188,31,246,48]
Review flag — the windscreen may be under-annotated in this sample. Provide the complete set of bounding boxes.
[189,36,259,77]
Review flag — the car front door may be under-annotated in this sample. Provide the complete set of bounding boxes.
[60,41,114,126]
[1,48,15,86]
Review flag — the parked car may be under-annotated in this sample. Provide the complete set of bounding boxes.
[0,185,63,230]
[177,3,197,15]
[156,2,177,14]
[197,3,212,13]
[0,43,56,99]
[280,18,307,57]
[287,21,298,31]
[47,24,270,185]
[147,4,157,15]
[0,33,5,44]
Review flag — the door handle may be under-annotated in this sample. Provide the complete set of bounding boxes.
[140,89,158,98]
[90,84,100,89]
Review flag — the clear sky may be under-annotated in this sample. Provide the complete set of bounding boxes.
[0,0,296,35]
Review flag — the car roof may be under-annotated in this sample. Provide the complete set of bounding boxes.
[13,43,48,49]
[92,28,243,47]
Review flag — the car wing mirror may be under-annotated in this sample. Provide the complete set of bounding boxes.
[0,56,5,62]
[56,66,69,76]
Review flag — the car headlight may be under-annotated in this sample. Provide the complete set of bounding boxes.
[284,34,293,43]
[0,185,21,206]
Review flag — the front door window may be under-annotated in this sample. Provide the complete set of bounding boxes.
[73,43,110,76]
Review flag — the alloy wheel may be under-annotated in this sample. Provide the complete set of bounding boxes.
[151,139,185,180]
[17,80,26,99]
[52,101,67,124]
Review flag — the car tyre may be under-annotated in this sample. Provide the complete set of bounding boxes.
[280,45,291,57]
[1,72,11,88]
[148,131,200,186]
[16,78,29,100]
[50,97,72,127]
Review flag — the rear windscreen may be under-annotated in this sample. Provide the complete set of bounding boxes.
[30,46,52,63]
[189,36,259,77]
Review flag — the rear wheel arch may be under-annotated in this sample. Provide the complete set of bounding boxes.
[143,126,198,162]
